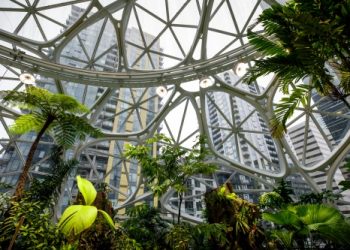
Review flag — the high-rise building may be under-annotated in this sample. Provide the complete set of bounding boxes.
[288,121,350,215]
[0,5,163,210]
[205,71,280,203]
[312,93,350,144]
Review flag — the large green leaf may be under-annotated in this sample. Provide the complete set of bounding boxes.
[271,230,294,249]
[99,209,116,230]
[77,175,96,205]
[295,204,343,230]
[263,210,302,230]
[58,205,97,236]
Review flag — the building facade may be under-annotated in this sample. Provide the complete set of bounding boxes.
[0,5,162,211]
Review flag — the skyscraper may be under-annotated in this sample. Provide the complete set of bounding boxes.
[288,121,350,215]
[205,71,280,203]
[0,5,163,210]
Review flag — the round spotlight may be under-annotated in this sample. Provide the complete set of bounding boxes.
[234,62,248,77]
[199,77,214,88]
[19,73,35,85]
[156,86,167,98]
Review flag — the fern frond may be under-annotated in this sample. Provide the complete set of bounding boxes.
[9,114,43,135]
[50,94,89,114]
[65,114,103,139]
[51,114,102,147]
[51,119,76,148]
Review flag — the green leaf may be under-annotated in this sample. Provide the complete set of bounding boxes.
[58,205,97,236]
[263,210,302,230]
[98,209,116,230]
[76,175,96,205]
[271,230,294,249]
[9,114,43,135]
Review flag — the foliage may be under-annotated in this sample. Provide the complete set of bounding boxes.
[263,204,350,249]
[299,190,342,204]
[165,222,228,250]
[122,204,170,250]
[0,192,11,219]
[259,191,284,209]
[0,149,77,250]
[273,179,294,204]
[204,183,265,249]
[124,134,217,223]
[1,86,102,200]
[0,198,65,249]
[2,86,102,148]
[27,146,78,206]
[339,161,350,190]
[244,0,350,137]
[58,176,115,237]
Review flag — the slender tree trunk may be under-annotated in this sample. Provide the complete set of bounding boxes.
[7,216,24,250]
[13,115,54,200]
[7,116,54,250]
[177,193,183,224]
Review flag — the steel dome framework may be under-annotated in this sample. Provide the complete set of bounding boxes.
[0,0,350,220]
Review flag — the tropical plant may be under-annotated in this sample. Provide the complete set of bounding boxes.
[1,86,102,200]
[124,134,217,223]
[1,146,78,250]
[273,179,294,204]
[122,204,170,249]
[0,198,66,250]
[58,176,115,237]
[339,160,350,190]
[204,183,265,249]
[263,204,350,249]
[259,191,284,210]
[165,222,227,250]
[27,146,78,206]
[244,0,350,137]
[299,190,342,204]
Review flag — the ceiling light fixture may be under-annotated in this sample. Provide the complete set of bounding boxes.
[199,76,214,88]
[156,86,167,98]
[233,62,248,77]
[19,72,35,85]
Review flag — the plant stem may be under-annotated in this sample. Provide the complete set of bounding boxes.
[12,115,54,201]
[7,215,24,250]
[178,193,183,224]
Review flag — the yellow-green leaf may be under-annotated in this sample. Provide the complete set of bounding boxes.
[99,210,116,230]
[77,175,96,205]
[58,205,97,236]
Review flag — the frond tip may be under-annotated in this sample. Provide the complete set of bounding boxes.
[270,84,310,138]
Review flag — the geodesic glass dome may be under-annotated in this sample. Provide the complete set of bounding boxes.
[1,0,350,220]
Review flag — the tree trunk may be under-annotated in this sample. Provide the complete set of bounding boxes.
[12,115,54,201]
[7,116,55,250]
[177,193,183,224]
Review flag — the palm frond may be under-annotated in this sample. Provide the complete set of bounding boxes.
[270,230,294,249]
[339,69,350,94]
[247,31,287,57]
[257,4,295,45]
[244,56,307,86]
[270,84,310,138]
